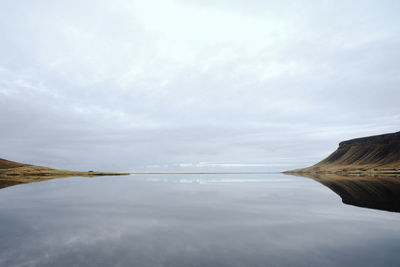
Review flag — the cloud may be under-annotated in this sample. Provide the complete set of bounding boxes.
[0,0,399,171]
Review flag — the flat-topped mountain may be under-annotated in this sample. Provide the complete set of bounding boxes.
[285,131,400,173]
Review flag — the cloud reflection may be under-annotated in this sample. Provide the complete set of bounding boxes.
[0,174,400,266]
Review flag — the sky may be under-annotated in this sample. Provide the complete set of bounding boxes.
[0,0,399,172]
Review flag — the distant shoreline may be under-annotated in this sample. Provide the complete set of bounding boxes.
[0,158,129,189]
[130,172,278,175]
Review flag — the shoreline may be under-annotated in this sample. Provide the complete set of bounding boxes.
[130,171,277,175]
[0,164,130,189]
[282,170,400,176]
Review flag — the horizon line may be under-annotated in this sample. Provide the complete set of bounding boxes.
[130,171,282,175]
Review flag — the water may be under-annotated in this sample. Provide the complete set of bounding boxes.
[0,173,400,267]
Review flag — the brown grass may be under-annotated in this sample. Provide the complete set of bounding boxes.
[0,158,129,189]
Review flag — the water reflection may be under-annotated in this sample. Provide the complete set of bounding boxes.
[288,173,400,212]
[1,174,400,266]
[0,178,23,189]
[0,175,69,190]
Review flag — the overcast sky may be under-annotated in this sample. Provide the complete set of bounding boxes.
[1,0,399,172]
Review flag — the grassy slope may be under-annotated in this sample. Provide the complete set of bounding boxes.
[0,158,29,169]
[0,158,129,188]
[285,131,400,174]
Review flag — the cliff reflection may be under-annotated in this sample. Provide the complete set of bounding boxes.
[292,173,400,212]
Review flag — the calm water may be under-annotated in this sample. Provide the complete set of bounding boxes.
[0,173,400,267]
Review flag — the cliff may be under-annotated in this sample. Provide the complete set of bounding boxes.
[285,131,400,173]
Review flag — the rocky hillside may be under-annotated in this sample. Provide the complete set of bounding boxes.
[285,131,400,173]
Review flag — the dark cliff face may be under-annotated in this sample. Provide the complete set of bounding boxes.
[338,131,400,148]
[320,131,400,167]
[286,131,400,173]
[318,132,400,168]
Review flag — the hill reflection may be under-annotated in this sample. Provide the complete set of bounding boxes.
[288,173,400,212]
[0,175,65,190]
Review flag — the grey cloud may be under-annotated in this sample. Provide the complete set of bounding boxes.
[0,0,399,171]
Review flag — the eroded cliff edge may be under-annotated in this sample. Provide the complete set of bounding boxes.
[285,131,400,174]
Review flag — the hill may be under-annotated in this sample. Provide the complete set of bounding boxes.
[0,158,129,189]
[0,158,30,169]
[285,131,400,173]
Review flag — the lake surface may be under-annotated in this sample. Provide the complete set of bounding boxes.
[1,173,400,267]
